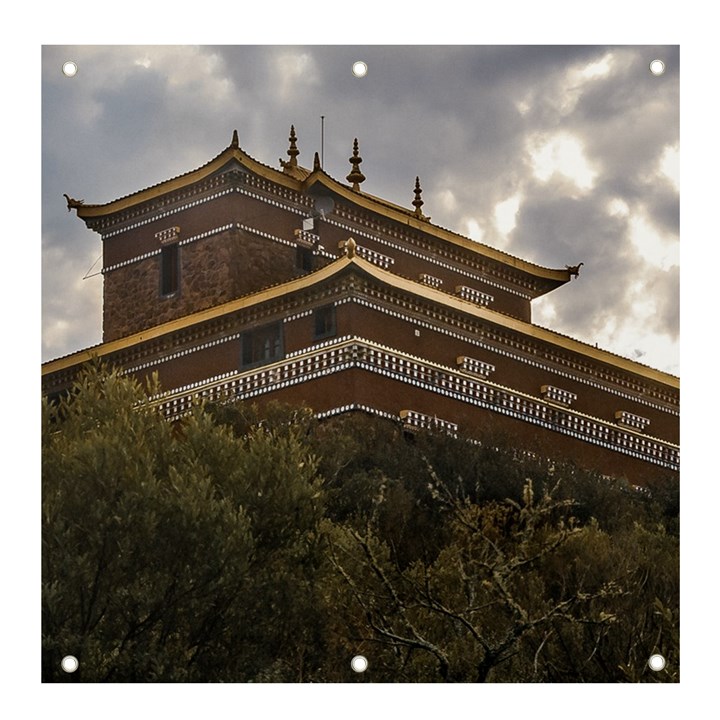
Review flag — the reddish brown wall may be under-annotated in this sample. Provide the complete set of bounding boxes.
[109,291,677,451]
[342,300,678,444]
[102,191,316,340]
[103,187,534,341]
[315,218,531,320]
[194,366,675,486]
[103,228,302,341]
[103,193,302,266]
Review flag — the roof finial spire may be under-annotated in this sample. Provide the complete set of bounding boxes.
[413,176,424,216]
[280,125,300,171]
[313,152,321,172]
[231,129,239,149]
[412,176,431,221]
[346,138,366,191]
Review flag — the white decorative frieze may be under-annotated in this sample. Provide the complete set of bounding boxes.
[419,273,443,289]
[151,338,678,471]
[295,229,320,247]
[455,285,494,306]
[615,410,650,432]
[456,356,495,378]
[541,385,577,407]
[399,409,458,436]
[155,226,181,245]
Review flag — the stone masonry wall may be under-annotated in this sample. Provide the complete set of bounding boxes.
[103,228,302,341]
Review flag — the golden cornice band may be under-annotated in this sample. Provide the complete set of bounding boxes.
[42,253,679,389]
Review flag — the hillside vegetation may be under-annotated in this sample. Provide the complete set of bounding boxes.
[42,365,679,682]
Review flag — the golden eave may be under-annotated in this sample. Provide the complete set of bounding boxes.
[42,257,353,375]
[75,145,302,219]
[42,254,678,390]
[303,170,569,287]
[360,257,679,389]
[72,135,570,289]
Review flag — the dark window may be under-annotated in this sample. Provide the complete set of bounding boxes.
[296,246,314,272]
[314,305,336,339]
[160,244,179,296]
[241,322,284,368]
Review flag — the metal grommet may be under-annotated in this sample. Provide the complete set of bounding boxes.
[648,653,666,671]
[649,59,665,76]
[352,61,368,78]
[61,655,79,673]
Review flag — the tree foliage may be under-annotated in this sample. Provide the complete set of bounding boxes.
[43,365,324,681]
[43,364,679,682]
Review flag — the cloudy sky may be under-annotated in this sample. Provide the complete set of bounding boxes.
[14,9,720,711]
[42,45,679,372]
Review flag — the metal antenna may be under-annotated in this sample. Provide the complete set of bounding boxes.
[321,115,325,169]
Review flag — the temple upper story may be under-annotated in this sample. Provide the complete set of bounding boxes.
[65,129,577,342]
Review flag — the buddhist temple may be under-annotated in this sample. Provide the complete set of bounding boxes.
[42,129,680,485]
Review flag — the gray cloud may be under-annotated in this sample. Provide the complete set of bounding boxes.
[42,45,679,374]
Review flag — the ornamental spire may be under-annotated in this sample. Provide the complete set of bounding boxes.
[231,129,239,149]
[346,138,366,191]
[413,176,424,216]
[313,151,321,172]
[280,125,300,171]
[412,176,430,221]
